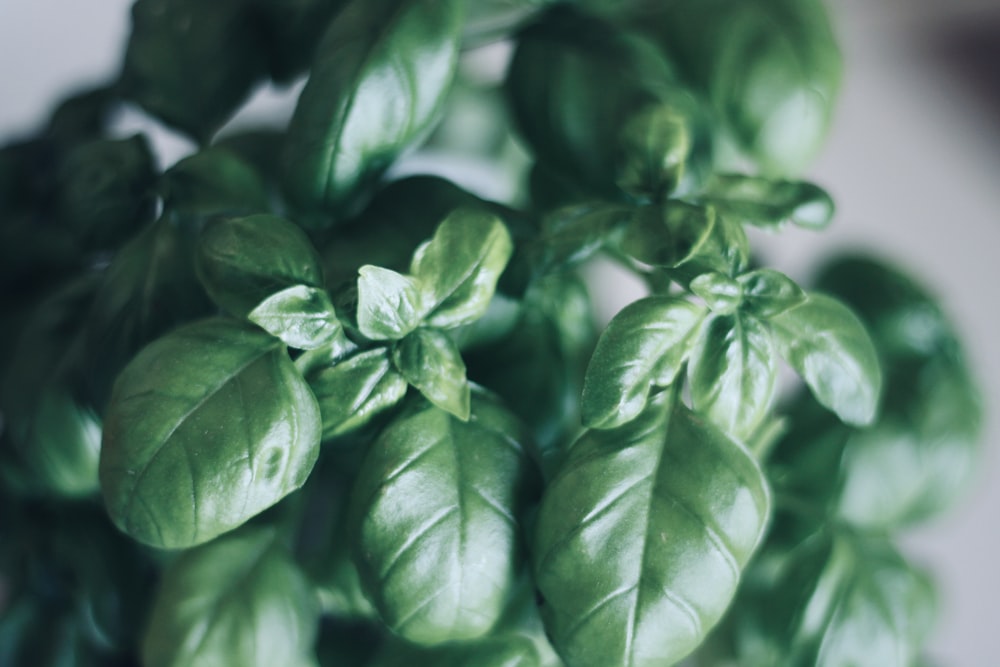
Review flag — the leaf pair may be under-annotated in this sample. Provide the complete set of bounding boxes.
[583,286,881,441]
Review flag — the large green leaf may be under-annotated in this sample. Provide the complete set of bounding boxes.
[689,313,778,441]
[196,213,325,318]
[281,0,464,219]
[533,390,770,667]
[733,525,936,667]
[769,294,882,426]
[142,526,319,667]
[581,296,707,430]
[349,393,537,645]
[100,318,322,549]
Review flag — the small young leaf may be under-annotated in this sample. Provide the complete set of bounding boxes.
[703,173,835,230]
[769,294,882,426]
[738,268,807,318]
[281,0,464,218]
[690,272,743,314]
[581,296,707,430]
[392,328,470,420]
[356,266,427,341]
[297,347,408,441]
[620,201,713,269]
[689,313,778,440]
[349,394,537,646]
[534,390,770,667]
[100,318,321,549]
[196,214,325,318]
[410,209,514,330]
[249,284,342,350]
[142,526,319,667]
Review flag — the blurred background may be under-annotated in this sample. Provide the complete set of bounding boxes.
[2,0,998,664]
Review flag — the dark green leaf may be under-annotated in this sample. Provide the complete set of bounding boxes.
[160,146,270,220]
[371,634,543,667]
[121,0,267,142]
[615,102,695,198]
[703,173,835,230]
[738,268,807,318]
[249,284,342,349]
[251,0,350,82]
[392,328,470,420]
[410,209,514,329]
[536,202,633,273]
[769,294,882,426]
[733,527,936,667]
[196,213,325,318]
[349,393,537,645]
[297,345,407,441]
[621,201,713,268]
[100,318,322,549]
[142,526,319,667]
[533,389,770,667]
[281,0,464,219]
[582,296,707,430]
[356,266,427,340]
[689,313,777,440]
[54,135,157,250]
[45,84,118,144]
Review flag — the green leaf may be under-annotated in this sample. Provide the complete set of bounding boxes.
[392,328,470,420]
[533,390,770,667]
[621,201,714,268]
[252,0,350,82]
[249,284,342,350]
[281,0,464,218]
[615,101,695,198]
[703,173,835,230]
[349,394,537,645]
[582,296,707,430]
[371,634,543,667]
[769,294,882,426]
[689,313,778,440]
[733,527,936,667]
[297,346,409,442]
[53,135,158,251]
[356,266,428,340]
[738,268,807,318]
[120,0,267,142]
[142,526,319,667]
[536,202,633,273]
[100,318,322,549]
[410,209,514,330]
[160,146,270,220]
[196,213,325,318]
[690,272,742,315]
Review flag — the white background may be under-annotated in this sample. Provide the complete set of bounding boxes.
[2,1,998,664]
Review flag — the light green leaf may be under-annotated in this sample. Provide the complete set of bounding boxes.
[297,347,408,441]
[689,313,778,440]
[196,214,325,318]
[356,266,428,341]
[769,294,882,426]
[703,173,835,230]
[690,272,742,315]
[581,296,707,430]
[142,526,319,667]
[249,284,342,350]
[410,209,514,330]
[100,318,321,549]
[393,328,470,421]
[281,0,464,218]
[738,268,806,318]
[349,394,536,645]
[534,389,770,667]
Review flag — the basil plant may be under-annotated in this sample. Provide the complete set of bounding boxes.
[0,0,982,666]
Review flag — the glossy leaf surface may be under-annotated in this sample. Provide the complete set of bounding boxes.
[100,318,321,548]
[142,526,319,667]
[349,394,536,645]
[248,284,342,350]
[738,268,807,318]
[196,213,325,318]
[702,174,835,230]
[769,294,881,426]
[534,390,769,667]
[581,296,707,430]
[689,314,777,441]
[356,266,427,340]
[282,0,464,217]
[393,328,470,420]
